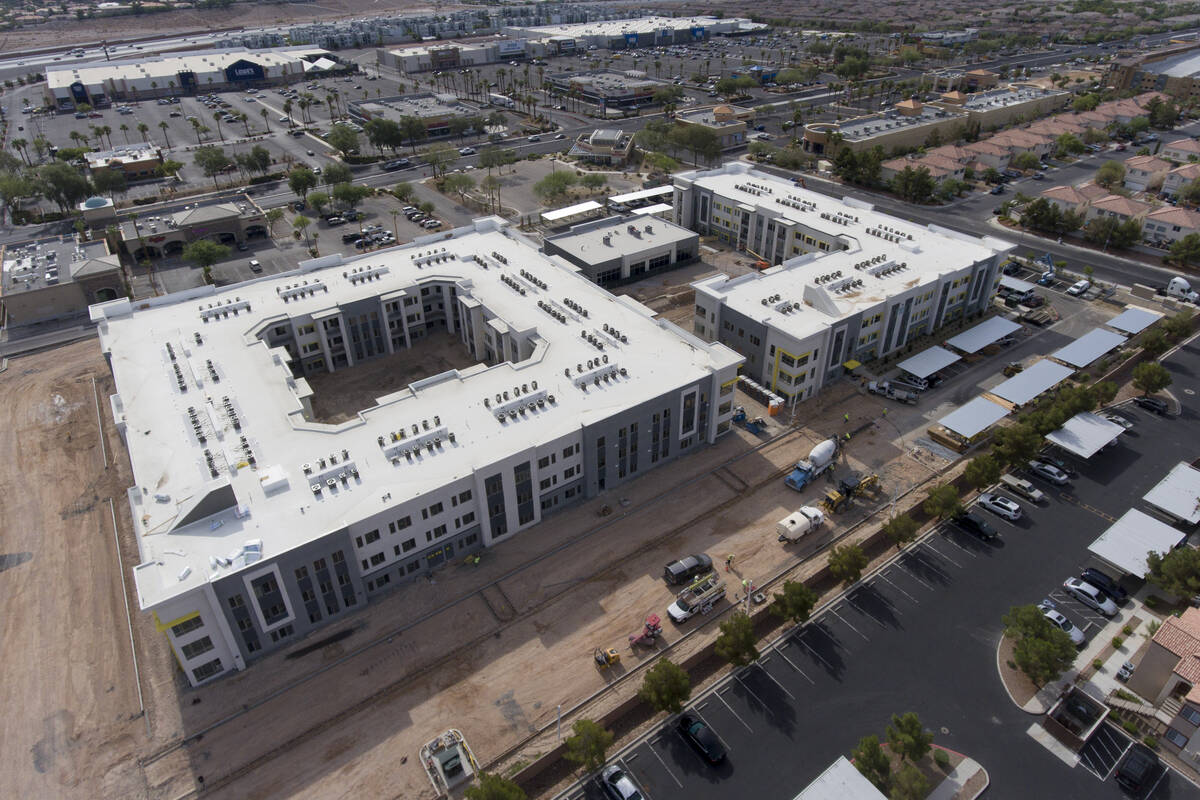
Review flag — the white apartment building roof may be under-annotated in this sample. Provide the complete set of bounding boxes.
[508,15,759,39]
[92,218,741,610]
[685,165,1013,343]
[545,216,695,264]
[959,86,1066,110]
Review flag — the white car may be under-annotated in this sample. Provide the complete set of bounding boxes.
[977,492,1022,521]
[1063,577,1118,617]
[1067,279,1091,296]
[458,146,477,155]
[1104,413,1134,430]
[600,765,645,800]
[1038,603,1086,646]
[1028,460,1069,485]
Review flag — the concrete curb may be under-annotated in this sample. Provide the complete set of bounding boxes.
[995,633,1047,715]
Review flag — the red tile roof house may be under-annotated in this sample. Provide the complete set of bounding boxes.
[1123,155,1172,193]
[1165,162,1200,198]
[1161,137,1200,164]
[1144,205,1200,244]
[1040,184,1096,215]
[1086,194,1153,224]
[1125,608,1200,758]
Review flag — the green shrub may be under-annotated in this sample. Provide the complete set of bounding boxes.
[1145,596,1159,608]
[1122,625,1134,636]
[1112,636,1125,648]
[1093,659,1104,670]
[934,749,950,769]
[1122,719,1139,735]
[1144,735,1158,749]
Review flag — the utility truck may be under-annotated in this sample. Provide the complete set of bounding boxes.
[784,438,838,492]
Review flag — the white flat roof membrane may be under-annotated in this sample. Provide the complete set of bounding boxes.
[1143,462,1200,525]
[999,275,1036,293]
[1044,411,1125,458]
[1107,306,1163,335]
[990,359,1074,405]
[1051,328,1126,368]
[1088,508,1187,577]
[633,202,674,215]
[541,200,603,221]
[609,185,674,204]
[938,396,1010,439]
[794,756,887,800]
[897,345,961,379]
[945,316,1022,354]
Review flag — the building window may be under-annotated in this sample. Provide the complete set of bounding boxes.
[181,636,215,660]
[364,529,380,544]
[171,616,204,637]
[1183,706,1200,726]
[191,658,224,682]
[1166,727,1190,748]
[402,537,416,552]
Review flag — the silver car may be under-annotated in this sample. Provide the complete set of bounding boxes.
[1038,603,1085,646]
[1063,578,1118,617]
[600,765,645,800]
[1028,460,1069,485]
[977,492,1022,521]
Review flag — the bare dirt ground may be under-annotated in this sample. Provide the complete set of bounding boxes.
[304,332,478,423]
[0,0,445,52]
[0,339,149,800]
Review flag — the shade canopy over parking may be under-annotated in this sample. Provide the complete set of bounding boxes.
[945,316,1022,354]
[633,202,674,216]
[1088,508,1187,577]
[989,359,1074,406]
[1044,412,1125,458]
[794,756,887,800]
[938,396,1010,439]
[1143,462,1200,525]
[999,275,1036,294]
[1051,328,1127,369]
[897,345,961,379]
[608,185,674,205]
[1107,306,1162,335]
[541,200,603,222]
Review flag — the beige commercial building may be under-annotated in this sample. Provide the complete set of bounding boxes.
[0,235,123,326]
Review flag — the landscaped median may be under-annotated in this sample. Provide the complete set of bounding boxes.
[487,459,977,798]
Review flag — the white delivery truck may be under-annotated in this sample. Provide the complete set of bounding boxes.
[777,506,826,543]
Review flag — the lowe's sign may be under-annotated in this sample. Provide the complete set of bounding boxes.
[224,60,265,83]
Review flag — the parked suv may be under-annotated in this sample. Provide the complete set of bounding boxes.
[1080,568,1128,603]
[1115,745,1159,793]
[663,554,713,585]
[952,510,997,541]
[1134,396,1170,416]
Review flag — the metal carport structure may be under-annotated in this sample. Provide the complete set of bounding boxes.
[938,396,1010,440]
[945,317,1022,354]
[1106,307,1162,335]
[1051,329,1127,369]
[1087,508,1187,578]
[989,359,1074,406]
[1143,462,1200,525]
[897,346,961,379]
[1044,412,1125,458]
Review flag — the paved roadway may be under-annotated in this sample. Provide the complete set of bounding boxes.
[563,336,1200,800]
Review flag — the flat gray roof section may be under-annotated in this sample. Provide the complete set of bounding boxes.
[1051,328,1127,368]
[938,396,1010,439]
[945,316,1022,354]
[999,275,1036,294]
[990,359,1074,406]
[897,345,961,379]
[1088,508,1187,578]
[1107,306,1163,335]
[1143,462,1200,525]
[1044,411,1125,458]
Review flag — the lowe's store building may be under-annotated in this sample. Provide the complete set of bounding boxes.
[46,46,345,110]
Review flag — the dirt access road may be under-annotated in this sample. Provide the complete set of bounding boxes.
[0,339,152,799]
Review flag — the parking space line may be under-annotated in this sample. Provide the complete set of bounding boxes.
[712,692,753,733]
[932,532,976,561]
[829,607,870,640]
[894,559,935,590]
[644,740,684,788]
[918,539,963,569]
[845,594,890,627]
[768,645,815,685]
[746,661,796,700]
[791,631,838,670]
[875,572,920,603]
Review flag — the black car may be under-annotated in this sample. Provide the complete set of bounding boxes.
[663,554,713,585]
[677,713,725,763]
[1081,568,1129,603]
[382,158,411,171]
[1134,396,1170,416]
[952,510,998,541]
[1115,744,1159,793]
[291,201,305,212]
[1002,262,1022,276]
[1036,452,1077,477]
[342,232,364,244]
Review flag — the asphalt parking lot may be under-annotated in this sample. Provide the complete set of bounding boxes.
[564,340,1200,800]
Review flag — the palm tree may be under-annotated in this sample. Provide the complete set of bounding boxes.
[120,123,130,144]
[158,121,171,149]
[283,99,294,127]
[68,131,84,148]
[11,137,28,166]
[260,108,269,131]
[137,122,149,142]
[190,118,203,145]
[212,111,225,142]
[496,67,507,93]
[298,98,310,124]
[100,125,113,148]
[239,112,250,138]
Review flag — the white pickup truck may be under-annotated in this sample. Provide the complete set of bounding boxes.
[867,381,918,404]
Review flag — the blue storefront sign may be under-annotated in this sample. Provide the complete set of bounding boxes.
[692,27,706,40]
[224,59,265,83]
[624,32,639,47]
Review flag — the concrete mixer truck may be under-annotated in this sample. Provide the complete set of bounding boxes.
[784,438,838,492]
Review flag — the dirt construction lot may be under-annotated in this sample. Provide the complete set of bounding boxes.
[0,337,940,800]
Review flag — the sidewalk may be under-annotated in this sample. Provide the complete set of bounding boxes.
[929,754,989,800]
